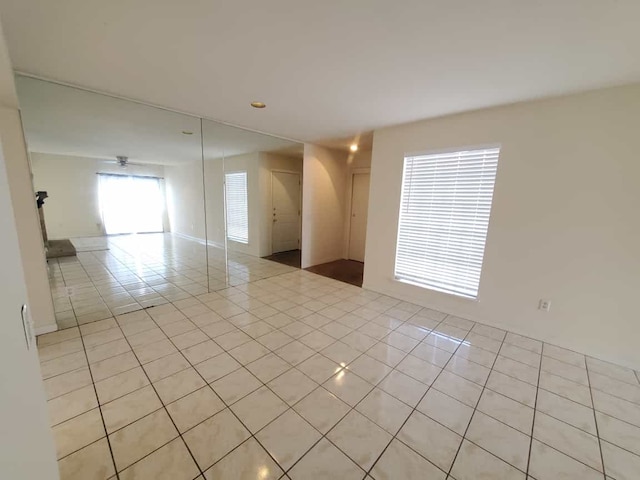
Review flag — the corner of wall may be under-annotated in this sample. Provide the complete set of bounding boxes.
[0,108,56,332]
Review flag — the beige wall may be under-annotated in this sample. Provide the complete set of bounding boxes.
[0,113,56,334]
[165,159,207,242]
[0,21,59,478]
[31,152,166,239]
[0,106,59,479]
[167,152,303,259]
[301,144,348,268]
[365,84,640,369]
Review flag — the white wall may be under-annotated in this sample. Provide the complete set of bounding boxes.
[301,144,348,268]
[366,84,640,369]
[0,21,59,479]
[202,157,225,248]
[31,152,166,239]
[165,159,206,242]
[1,114,57,334]
[0,107,59,480]
[172,151,303,259]
[259,152,303,257]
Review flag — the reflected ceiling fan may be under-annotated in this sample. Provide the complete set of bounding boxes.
[99,156,146,168]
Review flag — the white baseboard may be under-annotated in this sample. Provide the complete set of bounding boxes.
[171,232,225,249]
[35,323,58,336]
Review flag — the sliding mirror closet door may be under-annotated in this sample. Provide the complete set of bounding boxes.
[17,75,208,328]
[202,119,304,289]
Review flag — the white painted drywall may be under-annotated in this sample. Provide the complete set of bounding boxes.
[169,151,302,259]
[0,112,57,334]
[30,152,166,239]
[365,83,640,369]
[301,144,348,268]
[203,156,226,248]
[0,108,59,480]
[166,152,265,258]
[0,20,59,479]
[165,159,206,242]
[258,152,303,257]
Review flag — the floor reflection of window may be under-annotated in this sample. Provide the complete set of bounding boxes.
[225,171,249,244]
[98,173,164,235]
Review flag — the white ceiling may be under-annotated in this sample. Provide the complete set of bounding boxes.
[17,76,301,165]
[2,0,640,145]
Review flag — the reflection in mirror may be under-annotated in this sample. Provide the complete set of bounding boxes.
[17,75,208,329]
[201,119,304,289]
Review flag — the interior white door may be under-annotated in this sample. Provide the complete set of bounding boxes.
[0,111,59,479]
[272,171,301,253]
[348,172,371,262]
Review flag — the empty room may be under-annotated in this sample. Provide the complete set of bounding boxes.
[0,2,639,480]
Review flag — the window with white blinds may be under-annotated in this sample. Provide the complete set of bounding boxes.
[225,171,249,244]
[395,147,500,299]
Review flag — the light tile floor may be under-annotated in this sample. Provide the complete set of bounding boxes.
[39,234,640,479]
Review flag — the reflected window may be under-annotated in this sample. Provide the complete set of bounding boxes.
[98,173,164,235]
[225,171,248,244]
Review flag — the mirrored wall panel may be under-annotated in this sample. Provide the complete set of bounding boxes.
[17,75,208,327]
[203,120,303,289]
[17,75,305,331]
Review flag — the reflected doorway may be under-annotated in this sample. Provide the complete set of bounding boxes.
[263,170,302,268]
[348,172,370,262]
[272,171,301,254]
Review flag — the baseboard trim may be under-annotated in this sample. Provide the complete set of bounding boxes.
[171,232,225,250]
[35,323,58,336]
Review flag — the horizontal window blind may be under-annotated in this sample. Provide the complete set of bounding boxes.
[225,172,249,244]
[395,147,500,298]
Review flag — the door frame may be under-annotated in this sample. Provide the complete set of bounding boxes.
[270,169,302,255]
[346,168,371,261]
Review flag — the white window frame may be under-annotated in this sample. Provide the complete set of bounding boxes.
[224,171,249,244]
[394,145,500,299]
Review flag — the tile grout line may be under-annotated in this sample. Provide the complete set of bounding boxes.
[191,292,391,476]
[43,247,640,479]
[584,356,608,479]
[524,342,544,478]
[361,315,476,479]
[56,260,121,480]
[48,296,621,479]
[146,292,427,477]
[139,306,306,477]
[107,317,206,479]
[50,289,494,477]
[268,304,436,478]
[444,327,509,478]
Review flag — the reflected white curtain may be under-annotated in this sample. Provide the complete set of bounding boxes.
[98,174,164,235]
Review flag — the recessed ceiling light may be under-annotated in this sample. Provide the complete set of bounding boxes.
[251,101,266,109]
[350,144,358,152]
[182,130,193,135]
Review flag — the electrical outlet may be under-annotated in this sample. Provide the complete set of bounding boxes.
[538,299,551,312]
